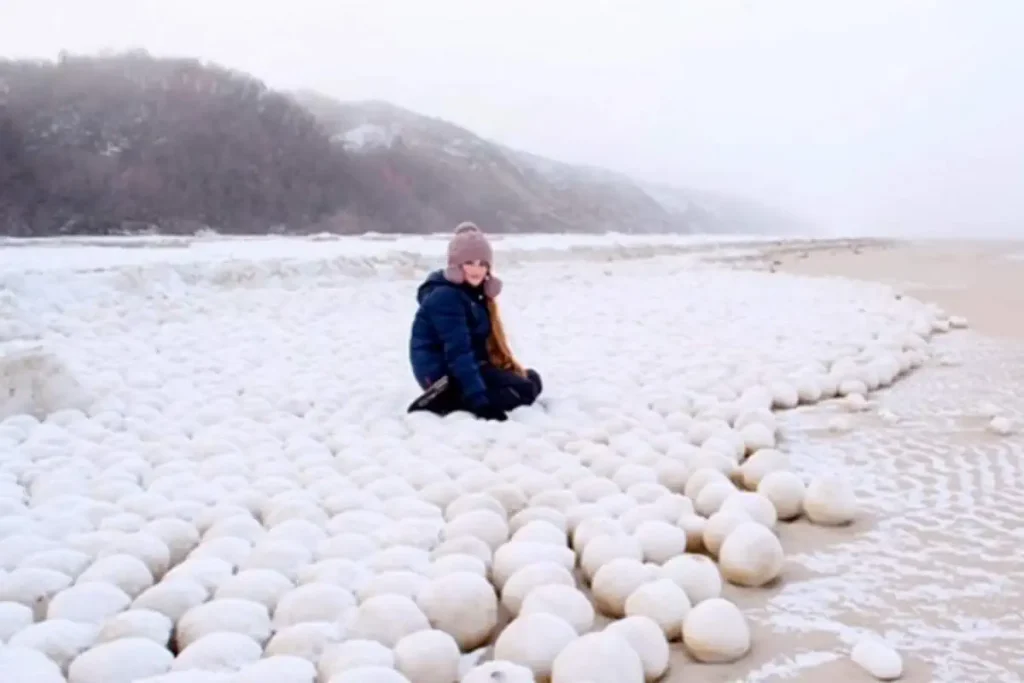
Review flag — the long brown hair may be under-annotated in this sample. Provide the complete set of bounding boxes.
[486,297,526,377]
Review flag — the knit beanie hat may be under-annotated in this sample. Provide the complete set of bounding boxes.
[444,222,502,297]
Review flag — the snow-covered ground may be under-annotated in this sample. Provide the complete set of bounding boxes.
[0,234,1015,682]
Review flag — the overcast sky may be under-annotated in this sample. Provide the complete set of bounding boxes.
[3,0,1023,236]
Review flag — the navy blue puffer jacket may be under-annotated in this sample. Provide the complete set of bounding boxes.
[409,270,491,404]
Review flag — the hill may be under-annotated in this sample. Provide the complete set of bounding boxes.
[0,51,806,236]
[0,51,366,236]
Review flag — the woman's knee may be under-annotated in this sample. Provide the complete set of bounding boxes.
[525,369,542,397]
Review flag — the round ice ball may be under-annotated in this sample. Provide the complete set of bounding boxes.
[717,521,785,587]
[681,597,751,663]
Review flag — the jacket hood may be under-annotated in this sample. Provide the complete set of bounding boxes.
[416,269,459,304]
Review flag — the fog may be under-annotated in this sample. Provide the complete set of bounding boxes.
[3,0,1023,237]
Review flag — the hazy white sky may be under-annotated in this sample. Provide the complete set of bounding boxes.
[3,0,1023,235]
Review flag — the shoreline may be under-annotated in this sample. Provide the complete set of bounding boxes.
[727,239,1024,342]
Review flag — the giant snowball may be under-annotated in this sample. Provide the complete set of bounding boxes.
[550,631,644,683]
[68,637,174,683]
[415,571,497,651]
[681,598,751,663]
[519,584,595,634]
[393,629,460,683]
[501,562,575,615]
[757,471,805,521]
[494,612,577,681]
[633,520,688,565]
[739,448,788,490]
[348,594,429,647]
[591,558,654,618]
[624,578,691,641]
[659,554,722,605]
[717,521,784,587]
[462,661,535,683]
[605,615,670,682]
[803,474,858,526]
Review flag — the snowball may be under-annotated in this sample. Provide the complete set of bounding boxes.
[702,509,751,557]
[851,636,904,680]
[757,470,806,521]
[132,579,208,622]
[739,448,788,489]
[8,618,99,671]
[326,666,411,683]
[624,578,691,640]
[579,534,643,580]
[264,621,342,660]
[519,583,595,634]
[739,422,775,454]
[461,661,534,683]
[393,628,460,683]
[0,600,34,640]
[348,594,430,647]
[175,598,272,650]
[273,582,356,628]
[501,562,575,615]
[234,655,317,683]
[162,557,234,592]
[316,532,378,561]
[804,474,858,526]
[719,491,778,528]
[0,567,72,619]
[357,570,429,601]
[240,539,313,581]
[19,548,92,578]
[510,519,566,545]
[298,558,372,591]
[633,519,688,564]
[318,639,395,680]
[682,597,750,663]
[427,553,487,579]
[591,557,654,618]
[430,536,492,567]
[718,521,785,587]
[68,637,174,683]
[214,568,293,610]
[494,612,577,681]
[509,506,567,534]
[445,493,505,521]
[415,571,497,651]
[694,479,737,517]
[550,631,645,683]
[171,631,262,672]
[605,615,671,682]
[0,645,65,683]
[96,608,173,646]
[988,416,1014,436]
[442,509,509,551]
[48,581,132,623]
[491,541,574,590]
[659,554,722,604]
[572,516,623,552]
[77,553,154,598]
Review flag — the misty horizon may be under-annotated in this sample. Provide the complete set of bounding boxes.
[3,0,1023,237]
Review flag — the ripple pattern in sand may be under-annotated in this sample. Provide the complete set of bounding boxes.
[741,332,1024,682]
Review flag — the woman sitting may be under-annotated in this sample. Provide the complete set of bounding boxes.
[408,222,542,422]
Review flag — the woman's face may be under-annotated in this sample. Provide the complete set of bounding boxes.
[461,260,488,287]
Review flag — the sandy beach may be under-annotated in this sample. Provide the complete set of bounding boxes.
[681,239,1024,682]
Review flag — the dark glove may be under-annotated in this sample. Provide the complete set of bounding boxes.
[471,402,508,422]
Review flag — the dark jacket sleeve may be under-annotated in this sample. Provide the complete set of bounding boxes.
[422,287,488,404]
